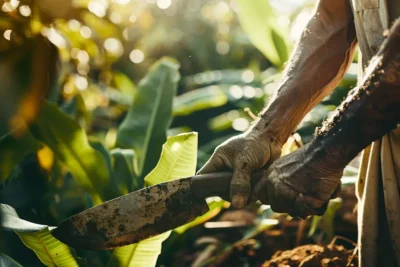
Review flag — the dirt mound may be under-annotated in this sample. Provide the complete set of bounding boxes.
[262,244,357,267]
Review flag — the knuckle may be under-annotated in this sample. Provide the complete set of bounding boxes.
[231,182,251,195]
[210,151,221,161]
[210,149,227,163]
[233,158,253,171]
[231,179,250,188]
[215,145,234,160]
[236,153,264,169]
[214,145,224,155]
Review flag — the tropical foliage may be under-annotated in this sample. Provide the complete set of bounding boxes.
[0,0,358,266]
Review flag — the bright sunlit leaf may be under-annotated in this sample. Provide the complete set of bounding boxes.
[1,204,87,267]
[236,0,290,68]
[109,132,198,267]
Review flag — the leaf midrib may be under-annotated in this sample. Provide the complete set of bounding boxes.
[163,137,194,183]
[18,230,57,267]
[127,244,138,267]
[138,71,169,175]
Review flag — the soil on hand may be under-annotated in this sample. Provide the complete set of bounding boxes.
[262,244,358,267]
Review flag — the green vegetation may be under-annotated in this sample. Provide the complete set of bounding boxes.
[0,0,358,266]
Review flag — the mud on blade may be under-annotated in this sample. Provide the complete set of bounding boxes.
[51,178,208,250]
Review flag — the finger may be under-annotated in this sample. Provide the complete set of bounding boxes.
[270,179,299,214]
[197,153,226,175]
[253,168,273,204]
[248,169,268,204]
[230,161,252,209]
[293,190,334,218]
[263,168,305,216]
[293,194,327,218]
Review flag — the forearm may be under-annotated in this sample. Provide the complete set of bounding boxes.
[313,20,400,171]
[250,0,357,146]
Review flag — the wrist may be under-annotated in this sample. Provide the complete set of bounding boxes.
[248,111,287,148]
[254,83,313,147]
[308,137,347,175]
[246,120,283,161]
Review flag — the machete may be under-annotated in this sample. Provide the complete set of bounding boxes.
[51,171,264,250]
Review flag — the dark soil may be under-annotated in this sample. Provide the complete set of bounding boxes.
[262,244,358,267]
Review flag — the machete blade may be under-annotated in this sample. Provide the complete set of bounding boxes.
[51,177,208,250]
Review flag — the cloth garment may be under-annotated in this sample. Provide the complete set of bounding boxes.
[350,0,400,266]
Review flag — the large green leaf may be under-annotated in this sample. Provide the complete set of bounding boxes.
[31,102,116,205]
[112,71,136,99]
[183,69,263,89]
[144,132,198,186]
[109,132,198,267]
[0,132,40,182]
[271,28,289,67]
[110,148,139,193]
[89,138,122,198]
[116,58,180,179]
[1,204,86,267]
[107,232,170,267]
[173,86,228,117]
[89,138,113,176]
[61,93,90,128]
[0,254,23,267]
[236,0,289,68]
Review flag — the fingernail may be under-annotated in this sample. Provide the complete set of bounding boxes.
[232,195,246,209]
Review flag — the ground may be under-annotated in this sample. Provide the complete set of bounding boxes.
[263,244,358,267]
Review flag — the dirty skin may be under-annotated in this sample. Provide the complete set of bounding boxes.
[256,20,400,219]
[314,20,400,172]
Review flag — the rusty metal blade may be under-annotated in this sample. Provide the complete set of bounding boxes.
[51,177,208,250]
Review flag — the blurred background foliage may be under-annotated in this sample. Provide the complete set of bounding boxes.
[0,0,359,266]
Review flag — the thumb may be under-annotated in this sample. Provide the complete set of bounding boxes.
[230,161,252,209]
[197,153,227,175]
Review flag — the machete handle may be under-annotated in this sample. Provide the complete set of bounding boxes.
[190,169,265,200]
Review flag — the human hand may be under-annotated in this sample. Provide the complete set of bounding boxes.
[197,130,282,209]
[254,142,343,218]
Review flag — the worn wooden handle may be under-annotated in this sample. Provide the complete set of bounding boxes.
[190,169,265,200]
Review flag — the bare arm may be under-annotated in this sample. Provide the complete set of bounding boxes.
[255,19,400,217]
[316,22,400,170]
[199,0,358,209]
[251,0,358,147]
